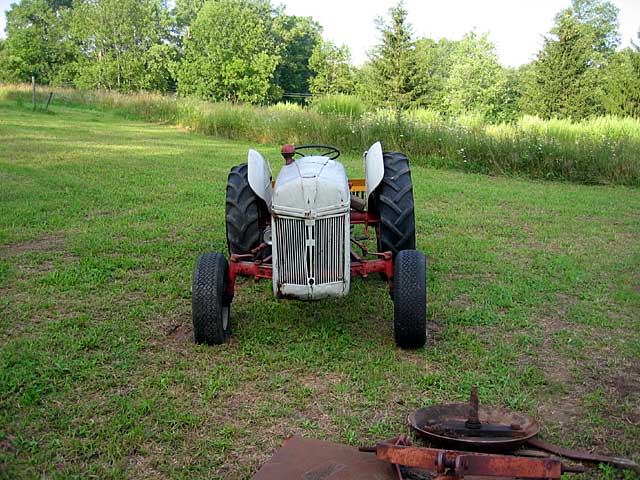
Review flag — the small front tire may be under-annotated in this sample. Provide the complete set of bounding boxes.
[192,252,231,345]
[393,249,427,349]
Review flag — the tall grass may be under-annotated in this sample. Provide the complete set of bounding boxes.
[311,94,366,118]
[1,83,638,186]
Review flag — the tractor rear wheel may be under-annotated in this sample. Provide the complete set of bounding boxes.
[393,249,427,349]
[192,252,231,345]
[226,163,268,255]
[371,152,416,257]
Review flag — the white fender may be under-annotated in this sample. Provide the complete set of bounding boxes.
[365,141,384,208]
[247,149,273,211]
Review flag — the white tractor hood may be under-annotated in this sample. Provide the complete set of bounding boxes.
[272,156,350,218]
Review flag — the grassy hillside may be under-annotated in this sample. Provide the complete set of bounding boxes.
[1,84,639,186]
[0,101,638,479]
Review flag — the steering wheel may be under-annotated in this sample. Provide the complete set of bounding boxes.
[294,144,341,160]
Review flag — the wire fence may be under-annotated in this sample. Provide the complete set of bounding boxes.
[28,78,316,105]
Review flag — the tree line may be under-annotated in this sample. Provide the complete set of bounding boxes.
[0,0,638,121]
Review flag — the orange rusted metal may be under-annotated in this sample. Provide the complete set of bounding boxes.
[351,254,394,280]
[350,210,379,225]
[409,387,540,452]
[348,178,367,193]
[252,436,398,480]
[371,439,568,479]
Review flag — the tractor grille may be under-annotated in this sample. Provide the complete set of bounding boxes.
[315,215,345,284]
[275,215,346,286]
[275,217,307,286]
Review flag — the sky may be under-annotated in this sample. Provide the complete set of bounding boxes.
[0,0,638,67]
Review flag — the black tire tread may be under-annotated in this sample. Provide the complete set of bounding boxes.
[226,163,262,255]
[393,249,427,349]
[372,152,416,257]
[192,252,230,345]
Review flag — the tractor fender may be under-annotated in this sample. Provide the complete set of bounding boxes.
[247,149,273,212]
[365,141,384,209]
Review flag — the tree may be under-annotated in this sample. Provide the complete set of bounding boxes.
[177,0,279,103]
[601,41,640,117]
[522,0,620,119]
[492,67,526,123]
[308,41,354,95]
[174,0,206,32]
[526,10,604,119]
[0,0,78,84]
[413,37,458,111]
[72,0,175,92]
[571,0,620,57]
[366,1,417,112]
[514,63,538,115]
[271,14,322,96]
[443,32,506,119]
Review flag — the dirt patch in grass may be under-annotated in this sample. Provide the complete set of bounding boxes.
[0,438,16,455]
[144,300,193,352]
[536,395,583,427]
[609,368,640,398]
[0,234,65,258]
[449,293,472,310]
[530,307,640,454]
[125,448,166,480]
[17,260,56,277]
[164,322,192,343]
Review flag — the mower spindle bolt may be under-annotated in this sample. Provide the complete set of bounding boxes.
[465,386,482,430]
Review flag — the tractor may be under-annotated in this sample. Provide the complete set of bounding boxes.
[191,142,427,349]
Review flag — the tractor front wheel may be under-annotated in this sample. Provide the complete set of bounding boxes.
[393,249,427,349]
[192,252,231,345]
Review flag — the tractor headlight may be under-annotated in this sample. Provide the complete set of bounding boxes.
[262,226,272,245]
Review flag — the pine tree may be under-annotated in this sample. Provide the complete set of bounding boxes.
[524,0,620,119]
[367,1,417,113]
[528,10,602,118]
[602,36,640,117]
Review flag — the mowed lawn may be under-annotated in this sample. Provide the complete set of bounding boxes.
[0,101,639,479]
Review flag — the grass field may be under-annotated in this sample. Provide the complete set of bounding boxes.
[0,100,639,479]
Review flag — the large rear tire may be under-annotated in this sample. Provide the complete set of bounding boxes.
[371,152,416,257]
[192,252,231,345]
[393,249,427,349]
[225,163,268,255]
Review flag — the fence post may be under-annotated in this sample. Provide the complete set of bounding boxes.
[45,92,54,111]
[32,76,36,110]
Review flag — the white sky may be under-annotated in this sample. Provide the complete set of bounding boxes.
[282,0,640,67]
[0,0,638,67]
